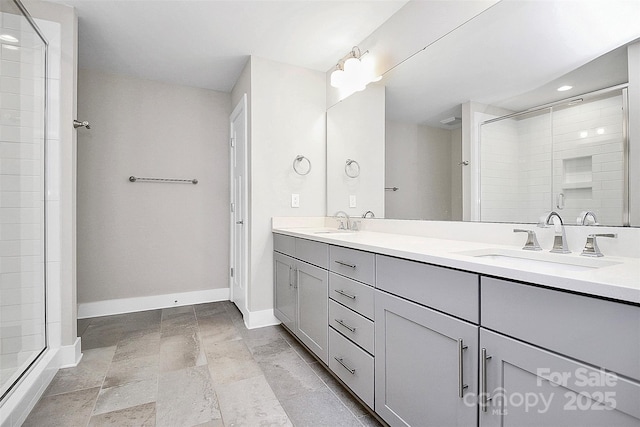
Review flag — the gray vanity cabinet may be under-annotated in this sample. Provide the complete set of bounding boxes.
[296,261,329,364]
[375,290,479,427]
[273,236,329,364]
[479,328,640,427]
[274,252,296,332]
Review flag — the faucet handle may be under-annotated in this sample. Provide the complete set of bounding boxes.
[513,229,542,251]
[581,233,617,257]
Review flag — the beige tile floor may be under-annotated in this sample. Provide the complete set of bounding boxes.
[24,301,383,427]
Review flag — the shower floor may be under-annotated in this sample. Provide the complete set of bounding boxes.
[22,301,380,426]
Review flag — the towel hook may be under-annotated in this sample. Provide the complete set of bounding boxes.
[293,155,312,175]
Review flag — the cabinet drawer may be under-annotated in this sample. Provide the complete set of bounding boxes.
[329,328,374,409]
[376,255,479,323]
[481,277,640,380]
[329,273,374,320]
[329,300,374,355]
[273,233,295,257]
[329,246,375,285]
[296,238,329,269]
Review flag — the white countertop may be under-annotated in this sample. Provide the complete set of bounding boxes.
[273,226,640,304]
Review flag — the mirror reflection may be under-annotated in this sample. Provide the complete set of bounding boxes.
[326,0,640,226]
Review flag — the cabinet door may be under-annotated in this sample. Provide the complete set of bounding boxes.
[375,290,478,427]
[274,252,296,331]
[296,260,329,364]
[479,328,640,427]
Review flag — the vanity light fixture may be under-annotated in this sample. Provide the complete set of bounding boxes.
[0,34,19,43]
[557,85,573,92]
[330,46,381,93]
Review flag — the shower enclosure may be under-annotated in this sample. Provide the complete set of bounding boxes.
[0,0,48,400]
[479,86,628,226]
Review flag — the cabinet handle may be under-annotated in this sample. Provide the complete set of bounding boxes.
[334,260,357,269]
[334,357,356,375]
[334,319,357,333]
[457,338,468,398]
[480,348,493,412]
[288,266,293,287]
[334,289,356,300]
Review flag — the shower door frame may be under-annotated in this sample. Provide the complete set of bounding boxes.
[0,0,49,403]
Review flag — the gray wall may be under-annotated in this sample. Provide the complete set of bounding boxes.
[77,69,231,304]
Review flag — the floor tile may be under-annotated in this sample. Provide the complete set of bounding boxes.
[281,388,362,427]
[78,318,92,336]
[81,323,124,350]
[88,402,156,427]
[112,330,161,362]
[216,375,291,427]
[156,365,221,427]
[258,348,325,401]
[159,330,206,372]
[44,346,116,396]
[198,314,242,344]
[23,387,100,427]
[358,413,385,427]
[204,339,262,386]
[93,378,158,415]
[103,354,159,388]
[309,361,369,418]
[194,302,228,319]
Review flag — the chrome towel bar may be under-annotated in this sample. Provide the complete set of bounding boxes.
[129,176,198,184]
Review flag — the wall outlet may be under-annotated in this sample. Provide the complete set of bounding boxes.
[291,193,300,208]
[349,195,357,208]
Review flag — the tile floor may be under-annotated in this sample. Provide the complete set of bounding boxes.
[24,301,382,426]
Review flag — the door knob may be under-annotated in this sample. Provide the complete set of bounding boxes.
[236,220,244,225]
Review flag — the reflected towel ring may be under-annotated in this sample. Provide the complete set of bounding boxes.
[345,159,360,178]
[293,155,312,175]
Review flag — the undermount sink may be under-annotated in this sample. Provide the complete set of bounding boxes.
[313,230,354,235]
[456,248,620,272]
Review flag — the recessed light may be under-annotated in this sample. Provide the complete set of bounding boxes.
[557,85,573,92]
[596,128,605,135]
[3,45,19,51]
[0,34,19,43]
[580,131,588,138]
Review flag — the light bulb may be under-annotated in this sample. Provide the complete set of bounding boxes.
[330,69,344,88]
[343,57,361,74]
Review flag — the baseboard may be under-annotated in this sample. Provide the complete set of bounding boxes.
[77,288,230,319]
[245,308,281,329]
[57,337,82,368]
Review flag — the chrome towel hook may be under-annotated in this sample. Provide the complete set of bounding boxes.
[73,119,91,129]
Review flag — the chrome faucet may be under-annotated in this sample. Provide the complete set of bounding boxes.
[538,211,570,253]
[513,229,542,251]
[577,211,598,226]
[334,211,350,230]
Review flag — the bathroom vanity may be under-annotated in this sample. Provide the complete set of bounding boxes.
[273,223,640,427]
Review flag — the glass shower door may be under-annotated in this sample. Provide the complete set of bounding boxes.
[0,0,47,400]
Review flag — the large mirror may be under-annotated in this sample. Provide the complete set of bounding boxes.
[326,0,640,226]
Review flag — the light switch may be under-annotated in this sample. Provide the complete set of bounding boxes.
[349,195,357,208]
[291,193,300,208]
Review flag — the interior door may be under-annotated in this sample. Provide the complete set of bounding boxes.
[230,95,247,316]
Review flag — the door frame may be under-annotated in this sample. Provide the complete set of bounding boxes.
[229,94,249,316]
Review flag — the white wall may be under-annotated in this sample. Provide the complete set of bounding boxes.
[77,69,231,307]
[385,120,455,220]
[627,42,639,226]
[327,84,385,218]
[451,127,462,220]
[245,56,326,313]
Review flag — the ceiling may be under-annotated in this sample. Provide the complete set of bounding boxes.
[49,0,408,92]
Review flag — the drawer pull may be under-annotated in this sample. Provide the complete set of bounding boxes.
[334,289,357,300]
[335,260,357,269]
[334,319,357,333]
[334,357,356,375]
[457,338,468,398]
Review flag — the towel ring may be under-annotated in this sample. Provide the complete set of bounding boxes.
[293,155,312,175]
[345,159,360,178]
